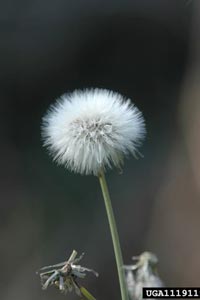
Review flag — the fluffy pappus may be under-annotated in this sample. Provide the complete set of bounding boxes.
[42,88,146,175]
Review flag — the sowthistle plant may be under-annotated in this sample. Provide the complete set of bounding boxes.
[39,88,146,300]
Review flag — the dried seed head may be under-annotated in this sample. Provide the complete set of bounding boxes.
[37,250,98,298]
[124,252,163,300]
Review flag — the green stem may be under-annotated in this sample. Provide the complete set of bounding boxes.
[80,286,96,300]
[98,170,129,300]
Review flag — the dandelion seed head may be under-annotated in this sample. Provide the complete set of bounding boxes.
[42,88,145,175]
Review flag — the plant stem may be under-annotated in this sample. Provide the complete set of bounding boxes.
[98,170,129,300]
[80,286,96,300]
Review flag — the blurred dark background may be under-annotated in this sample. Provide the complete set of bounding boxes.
[1,0,200,299]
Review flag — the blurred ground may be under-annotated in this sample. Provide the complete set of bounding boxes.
[1,1,200,300]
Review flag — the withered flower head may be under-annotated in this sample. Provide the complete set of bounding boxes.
[124,251,163,300]
[37,250,98,299]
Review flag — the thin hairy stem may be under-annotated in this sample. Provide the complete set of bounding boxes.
[98,170,129,300]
